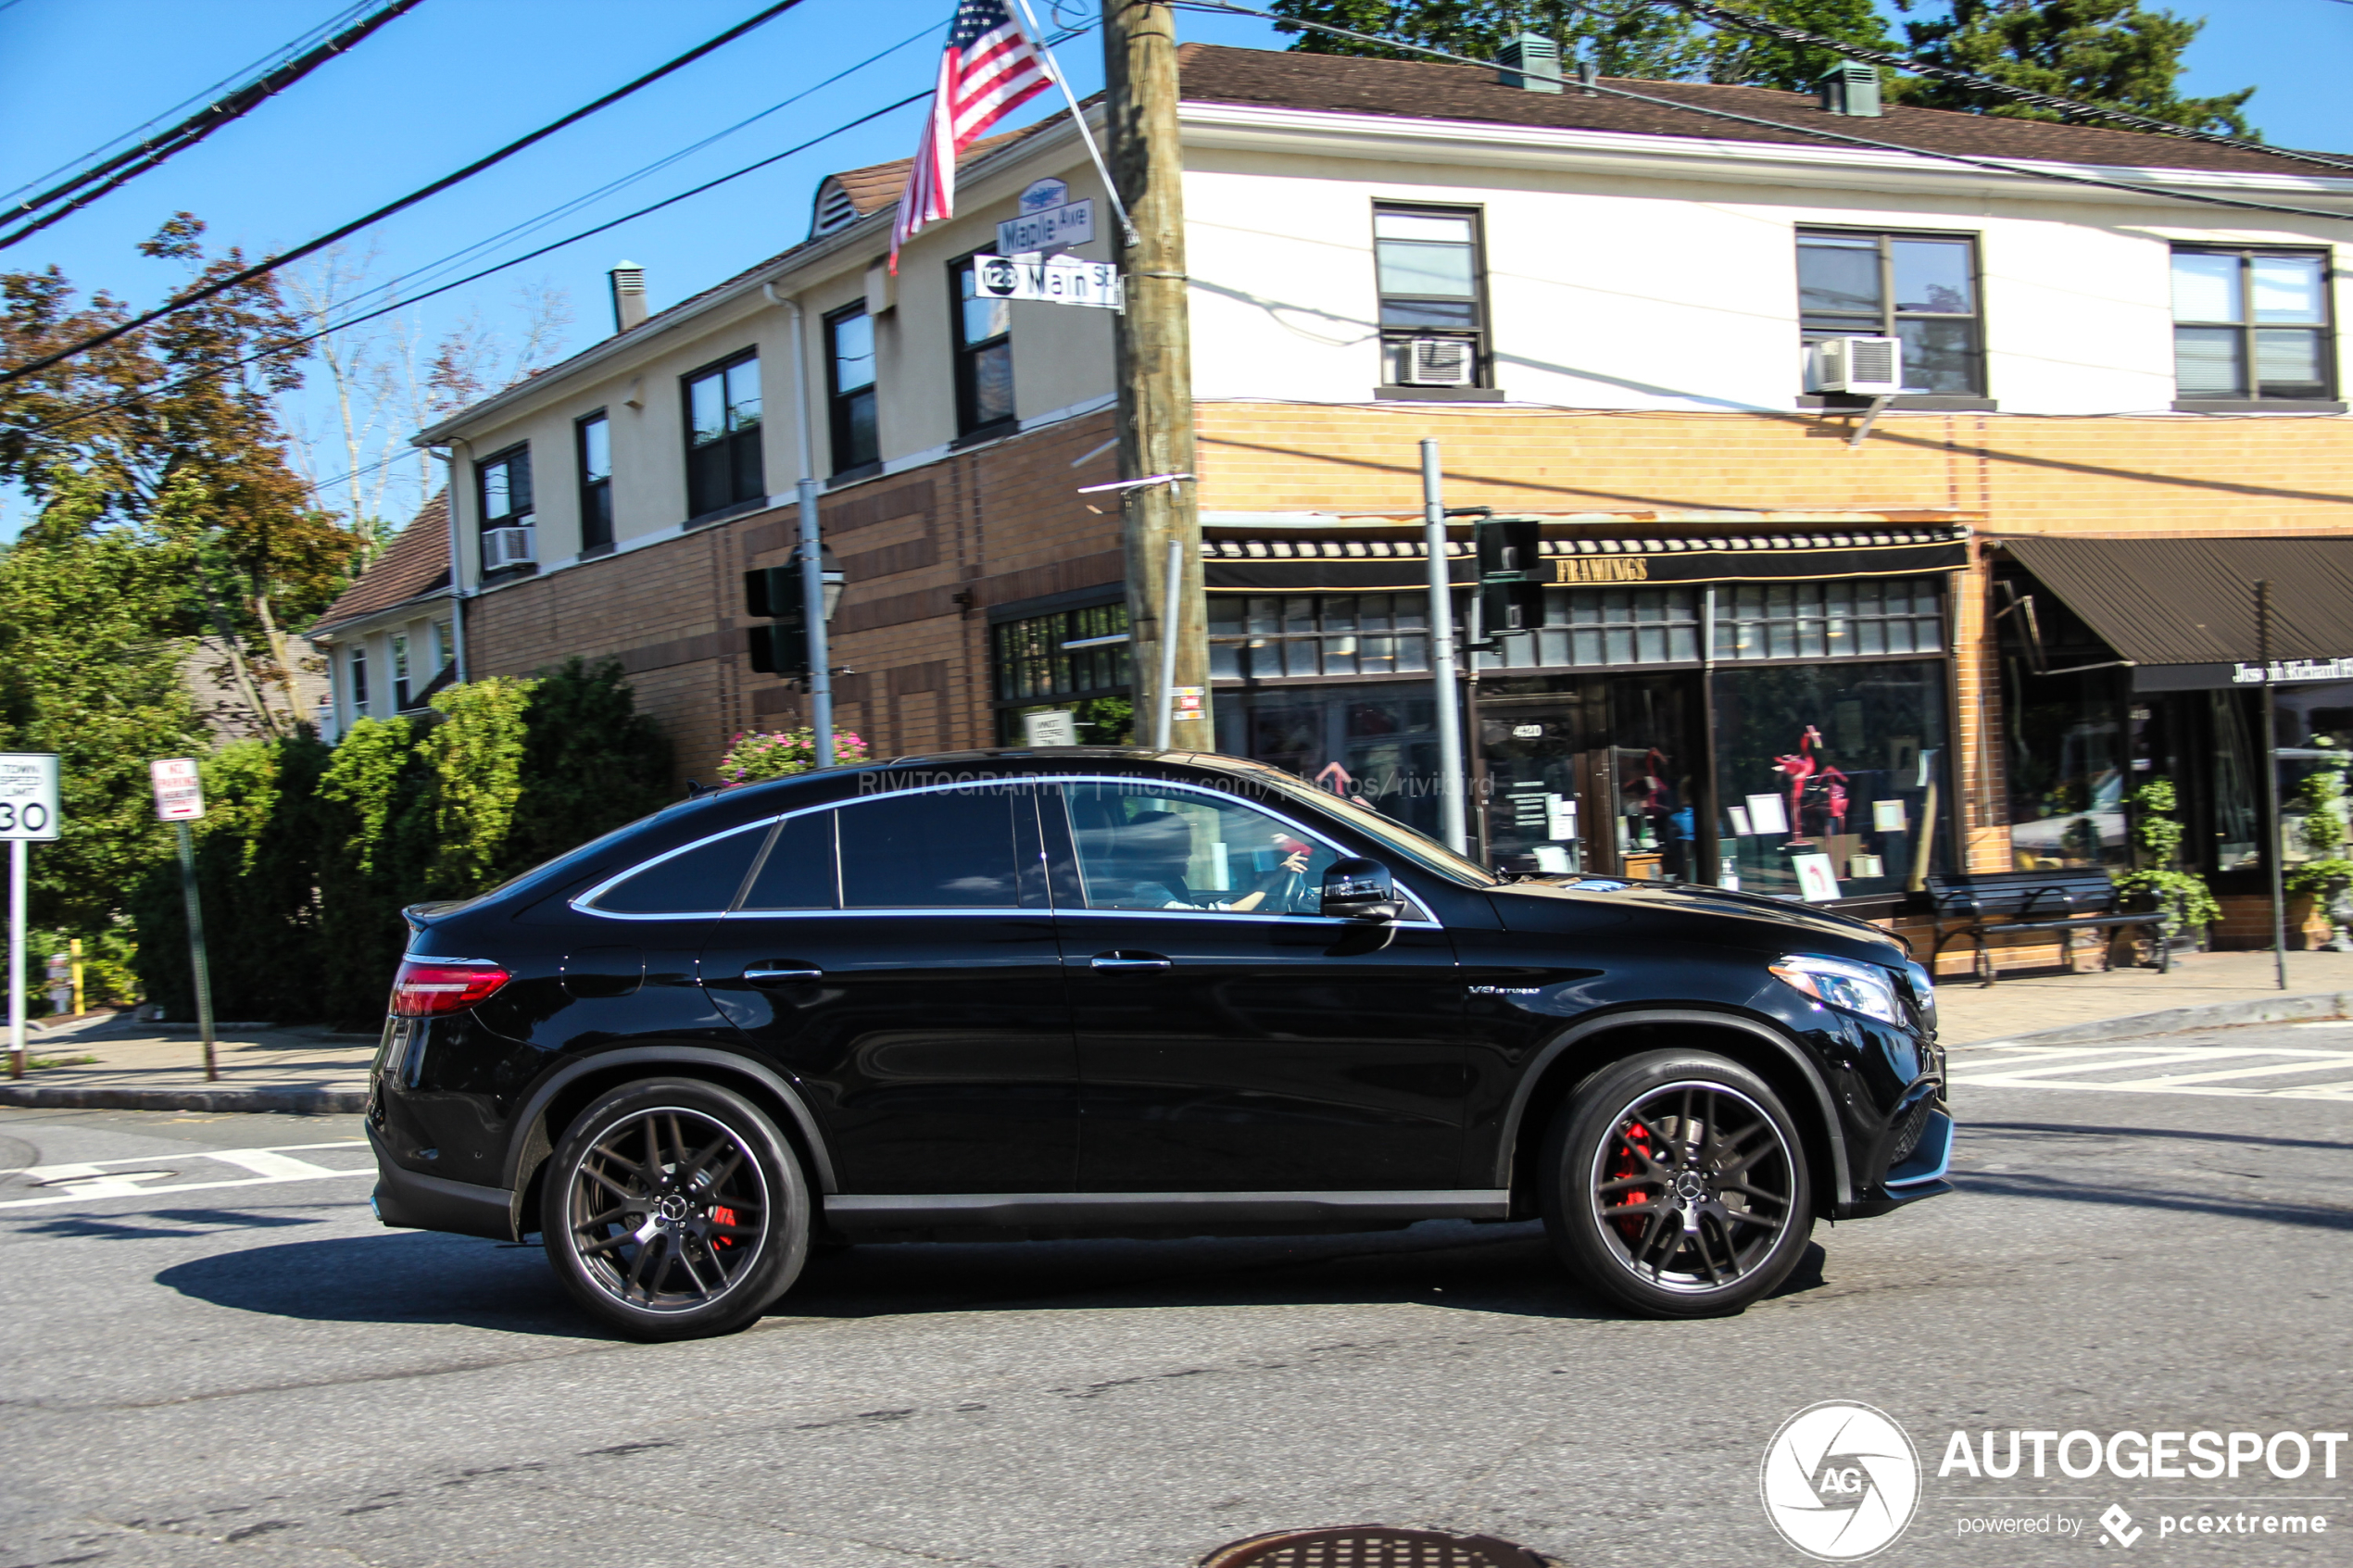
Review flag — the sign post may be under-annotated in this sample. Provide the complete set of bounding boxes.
[149,759,216,1081]
[0,753,60,1080]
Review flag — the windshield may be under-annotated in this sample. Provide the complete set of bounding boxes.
[1258,772,1499,887]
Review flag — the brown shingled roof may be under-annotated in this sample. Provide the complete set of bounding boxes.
[313,491,451,633]
[1173,43,2342,179]
[818,127,1036,220]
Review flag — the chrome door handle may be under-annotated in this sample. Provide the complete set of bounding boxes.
[743,966,823,983]
[1090,952,1171,971]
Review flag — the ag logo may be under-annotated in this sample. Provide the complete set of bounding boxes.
[1759,1401,1920,1561]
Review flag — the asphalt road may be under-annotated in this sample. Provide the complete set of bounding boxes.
[3,1023,2350,1568]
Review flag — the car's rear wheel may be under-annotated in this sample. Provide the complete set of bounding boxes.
[1541,1050,1813,1318]
[542,1077,809,1340]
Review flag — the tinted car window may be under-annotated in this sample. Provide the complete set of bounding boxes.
[740,811,839,909]
[838,788,1021,908]
[591,822,770,913]
[1063,783,1336,915]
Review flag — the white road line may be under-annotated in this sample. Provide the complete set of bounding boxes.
[1950,1043,2353,1101]
[2098,1059,2353,1089]
[0,1140,374,1211]
[1950,1049,2241,1081]
[0,1168,372,1211]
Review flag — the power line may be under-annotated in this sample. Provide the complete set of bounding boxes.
[1183,0,2353,224]
[19,86,938,441]
[1659,0,2353,177]
[0,0,380,208]
[0,0,812,389]
[0,0,428,251]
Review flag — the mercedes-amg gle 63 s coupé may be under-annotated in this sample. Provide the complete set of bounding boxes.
[368,749,1950,1339]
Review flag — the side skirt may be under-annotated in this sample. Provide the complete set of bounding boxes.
[824,1189,1511,1234]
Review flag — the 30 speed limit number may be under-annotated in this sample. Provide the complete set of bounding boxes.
[0,754,61,841]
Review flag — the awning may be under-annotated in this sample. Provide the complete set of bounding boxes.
[1202,526,1967,594]
[2000,535,2353,693]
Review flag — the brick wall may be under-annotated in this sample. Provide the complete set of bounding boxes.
[464,412,1124,784]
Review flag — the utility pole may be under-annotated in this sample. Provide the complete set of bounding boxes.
[2259,580,2288,991]
[1421,441,1468,854]
[1104,0,1206,752]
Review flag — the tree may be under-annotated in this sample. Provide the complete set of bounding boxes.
[1268,0,1896,86]
[0,214,369,736]
[1894,0,2258,136]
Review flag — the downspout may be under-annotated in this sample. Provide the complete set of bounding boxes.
[442,437,472,684]
[765,281,834,766]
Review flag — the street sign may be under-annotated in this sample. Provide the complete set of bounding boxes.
[972,254,1124,311]
[150,758,205,822]
[0,753,59,842]
[997,197,1095,257]
[1022,710,1078,747]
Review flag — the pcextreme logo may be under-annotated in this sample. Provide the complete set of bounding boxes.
[1761,1401,1923,1561]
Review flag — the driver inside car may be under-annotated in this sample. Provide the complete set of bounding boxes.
[1100,809,1311,912]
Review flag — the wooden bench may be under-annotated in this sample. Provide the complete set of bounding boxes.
[1925,869,2181,986]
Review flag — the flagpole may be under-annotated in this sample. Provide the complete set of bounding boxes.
[1009,0,1140,248]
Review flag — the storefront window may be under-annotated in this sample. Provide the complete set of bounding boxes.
[2276,681,2353,867]
[2208,690,2263,872]
[1479,585,1702,671]
[1214,685,1444,842]
[2005,665,2130,871]
[1209,594,1430,681]
[1716,578,1944,662]
[991,599,1133,744]
[1714,660,1949,901]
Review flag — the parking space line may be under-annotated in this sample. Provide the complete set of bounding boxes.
[0,1140,375,1211]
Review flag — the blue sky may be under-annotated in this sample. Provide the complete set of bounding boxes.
[1,0,2347,538]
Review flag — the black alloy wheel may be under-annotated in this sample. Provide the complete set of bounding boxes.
[542,1077,809,1340]
[1541,1050,1813,1318]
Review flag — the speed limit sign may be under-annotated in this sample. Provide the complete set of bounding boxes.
[0,754,59,842]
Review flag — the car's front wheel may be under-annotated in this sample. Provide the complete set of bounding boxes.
[1541,1050,1813,1318]
[542,1077,809,1340]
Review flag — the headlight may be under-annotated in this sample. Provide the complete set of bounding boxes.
[1769,954,1904,1025]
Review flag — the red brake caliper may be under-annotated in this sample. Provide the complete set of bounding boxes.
[1609,1122,1655,1241]
[709,1206,737,1249]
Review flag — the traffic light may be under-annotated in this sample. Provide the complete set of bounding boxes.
[744,566,809,679]
[1475,516,1544,634]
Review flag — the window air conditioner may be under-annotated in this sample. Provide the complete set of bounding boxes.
[484,526,536,571]
[1810,335,1902,395]
[1403,338,1475,387]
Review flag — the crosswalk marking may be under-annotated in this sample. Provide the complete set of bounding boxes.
[0,1141,371,1211]
[1950,1042,2353,1102]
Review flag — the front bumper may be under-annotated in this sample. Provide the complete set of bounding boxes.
[368,1123,515,1242]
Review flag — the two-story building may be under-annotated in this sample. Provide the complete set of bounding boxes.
[320,41,2353,956]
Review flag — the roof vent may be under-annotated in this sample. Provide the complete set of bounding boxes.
[1497,32,1563,94]
[813,179,859,236]
[609,263,648,333]
[1819,61,1881,118]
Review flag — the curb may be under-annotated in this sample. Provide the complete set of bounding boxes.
[0,1085,368,1115]
[1955,990,2353,1048]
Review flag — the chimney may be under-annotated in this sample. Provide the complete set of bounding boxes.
[1496,32,1563,94]
[609,262,648,332]
[1819,61,1881,118]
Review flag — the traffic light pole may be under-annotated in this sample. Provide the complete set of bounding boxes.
[788,301,836,767]
[1420,440,1468,854]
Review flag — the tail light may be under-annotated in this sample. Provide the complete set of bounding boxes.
[390,958,510,1017]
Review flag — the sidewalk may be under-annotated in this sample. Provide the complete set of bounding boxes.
[0,1012,377,1114]
[1935,948,2353,1046]
[3,950,2347,1116]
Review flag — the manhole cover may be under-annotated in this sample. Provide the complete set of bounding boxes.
[1201,1525,1552,1568]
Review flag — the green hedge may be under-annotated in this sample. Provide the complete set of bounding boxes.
[132,658,671,1027]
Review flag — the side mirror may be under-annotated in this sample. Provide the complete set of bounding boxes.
[1321,857,1403,922]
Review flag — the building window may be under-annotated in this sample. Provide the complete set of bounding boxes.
[1798,229,1982,395]
[952,256,1014,434]
[1714,579,1945,661]
[684,351,763,520]
[990,599,1131,742]
[477,444,533,541]
[1480,586,1703,671]
[431,621,451,676]
[2171,247,2334,403]
[576,411,611,553]
[826,304,878,474]
[391,633,412,710]
[348,645,369,715]
[1210,594,1433,681]
[1375,206,1487,388]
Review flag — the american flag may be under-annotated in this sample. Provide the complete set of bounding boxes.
[891,0,1051,271]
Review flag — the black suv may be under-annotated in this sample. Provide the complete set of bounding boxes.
[370,748,1948,1339]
